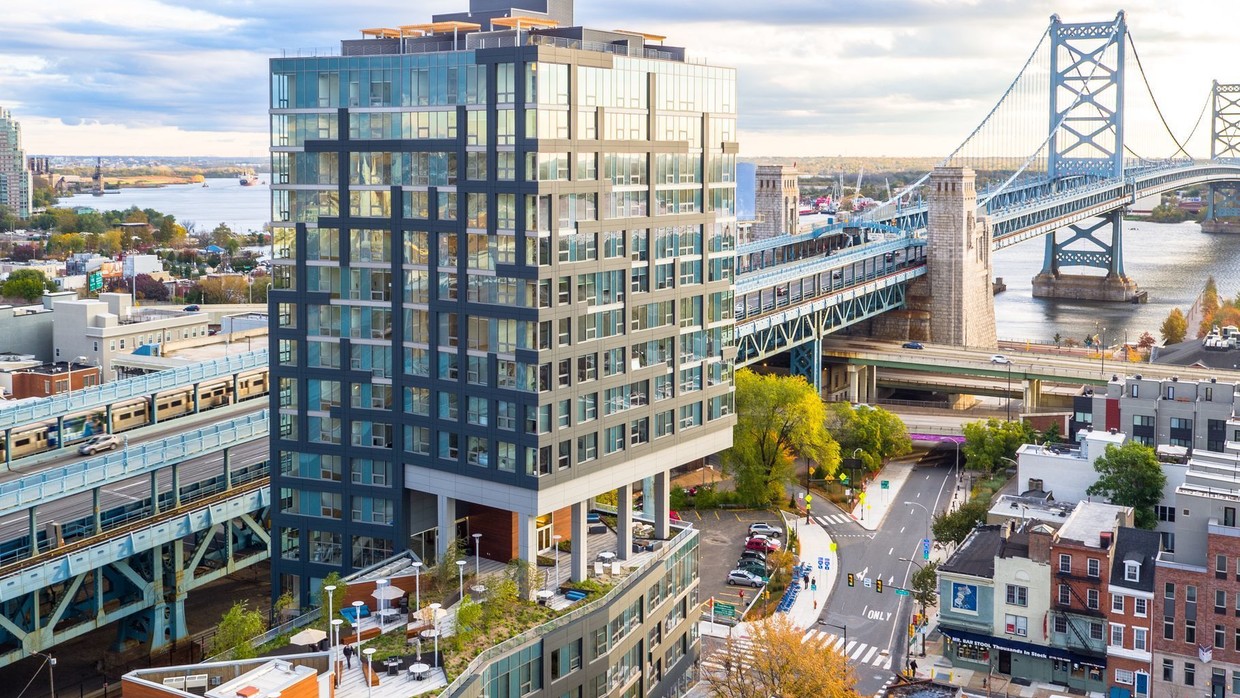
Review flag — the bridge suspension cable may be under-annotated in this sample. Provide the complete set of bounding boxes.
[1127,35,1202,161]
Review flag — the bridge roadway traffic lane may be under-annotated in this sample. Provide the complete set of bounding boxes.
[815,460,954,696]
[828,337,1240,384]
[0,403,269,549]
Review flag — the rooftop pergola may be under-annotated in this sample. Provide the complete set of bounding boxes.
[490,15,560,31]
[612,29,667,45]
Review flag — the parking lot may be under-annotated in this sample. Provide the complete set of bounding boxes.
[682,508,787,621]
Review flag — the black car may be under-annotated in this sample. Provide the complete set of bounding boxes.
[738,550,768,566]
[902,341,924,350]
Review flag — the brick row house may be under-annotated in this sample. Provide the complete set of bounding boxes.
[938,501,1161,696]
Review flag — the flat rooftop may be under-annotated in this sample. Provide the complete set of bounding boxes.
[1057,501,1129,548]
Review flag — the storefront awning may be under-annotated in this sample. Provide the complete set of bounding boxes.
[940,626,1105,669]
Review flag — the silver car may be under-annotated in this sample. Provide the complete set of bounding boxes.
[78,434,121,455]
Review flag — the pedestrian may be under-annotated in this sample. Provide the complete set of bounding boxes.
[911,659,919,674]
[802,572,810,586]
[813,598,818,610]
[738,589,744,604]
[343,643,354,668]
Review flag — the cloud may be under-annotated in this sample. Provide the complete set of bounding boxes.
[0,0,1235,156]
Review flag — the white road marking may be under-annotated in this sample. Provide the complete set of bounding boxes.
[900,526,906,533]
[861,646,878,664]
[888,547,894,555]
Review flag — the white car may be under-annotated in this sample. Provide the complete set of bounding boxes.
[78,433,122,455]
[990,354,1012,365]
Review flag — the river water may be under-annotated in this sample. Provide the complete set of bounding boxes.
[55,181,1240,344]
[59,178,270,237]
[992,219,1240,344]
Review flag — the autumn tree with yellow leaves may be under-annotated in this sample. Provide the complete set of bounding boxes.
[704,615,860,698]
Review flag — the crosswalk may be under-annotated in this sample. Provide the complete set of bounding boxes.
[702,629,893,676]
[814,513,853,526]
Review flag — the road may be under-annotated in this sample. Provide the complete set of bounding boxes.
[813,458,956,696]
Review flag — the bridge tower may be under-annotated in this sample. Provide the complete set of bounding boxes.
[923,166,996,349]
[752,165,799,240]
[1032,12,1139,301]
[1204,81,1240,234]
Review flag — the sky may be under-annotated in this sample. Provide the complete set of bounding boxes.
[0,0,1235,158]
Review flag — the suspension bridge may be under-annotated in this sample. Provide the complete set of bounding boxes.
[731,11,1240,391]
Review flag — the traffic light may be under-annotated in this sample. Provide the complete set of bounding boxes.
[876,578,884,593]
[847,573,855,587]
[908,623,916,639]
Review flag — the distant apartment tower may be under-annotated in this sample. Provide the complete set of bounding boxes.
[267,0,736,618]
[0,108,32,218]
[751,165,798,239]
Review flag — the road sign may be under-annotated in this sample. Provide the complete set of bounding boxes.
[881,480,889,490]
[922,538,931,560]
[829,541,838,552]
[88,271,103,292]
[896,588,911,597]
[714,602,736,618]
[863,577,872,588]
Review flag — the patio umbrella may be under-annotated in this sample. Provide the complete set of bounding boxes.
[289,628,327,647]
[371,584,405,601]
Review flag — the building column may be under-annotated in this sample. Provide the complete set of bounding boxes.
[516,512,537,599]
[436,495,456,559]
[868,365,878,404]
[616,484,633,561]
[653,470,671,540]
[846,365,860,404]
[570,501,588,582]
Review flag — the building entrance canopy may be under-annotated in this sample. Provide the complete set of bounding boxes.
[940,627,1105,670]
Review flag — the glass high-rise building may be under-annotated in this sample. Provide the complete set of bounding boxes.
[268,0,737,612]
[0,108,32,219]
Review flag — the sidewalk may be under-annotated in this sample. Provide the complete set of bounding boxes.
[850,455,921,531]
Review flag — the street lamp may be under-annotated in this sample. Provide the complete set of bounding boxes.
[456,559,467,598]
[352,600,363,651]
[825,622,848,652]
[899,557,929,658]
[32,651,55,698]
[903,501,932,550]
[324,585,336,668]
[412,561,422,617]
[1100,326,1107,376]
[473,532,482,579]
[362,647,376,698]
[1005,361,1012,421]
[552,535,562,590]
[330,619,342,678]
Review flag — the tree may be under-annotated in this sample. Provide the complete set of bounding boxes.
[2,268,56,302]
[1160,308,1187,345]
[1136,332,1156,350]
[211,222,235,247]
[207,602,266,660]
[705,614,860,698]
[722,370,839,507]
[1086,442,1166,530]
[931,500,989,547]
[133,274,170,302]
[1052,333,1062,347]
[911,560,940,616]
[961,418,1033,475]
[824,403,912,473]
[1199,276,1220,338]
[1040,422,1062,444]
[10,243,40,262]
[0,205,17,233]
[318,571,349,632]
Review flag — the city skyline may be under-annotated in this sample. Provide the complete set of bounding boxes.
[1,0,1235,158]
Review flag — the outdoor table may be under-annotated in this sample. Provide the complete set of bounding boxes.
[536,590,554,605]
[410,662,430,680]
[597,551,616,562]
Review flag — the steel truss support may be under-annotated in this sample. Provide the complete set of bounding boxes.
[1048,12,1127,180]
[1039,210,1126,277]
[736,279,915,367]
[789,339,822,394]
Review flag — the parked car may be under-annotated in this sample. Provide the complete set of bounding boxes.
[78,433,122,455]
[738,550,768,566]
[745,535,781,553]
[734,560,769,577]
[727,569,767,588]
[747,522,783,538]
[902,341,924,350]
[183,304,201,312]
[990,354,1011,364]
